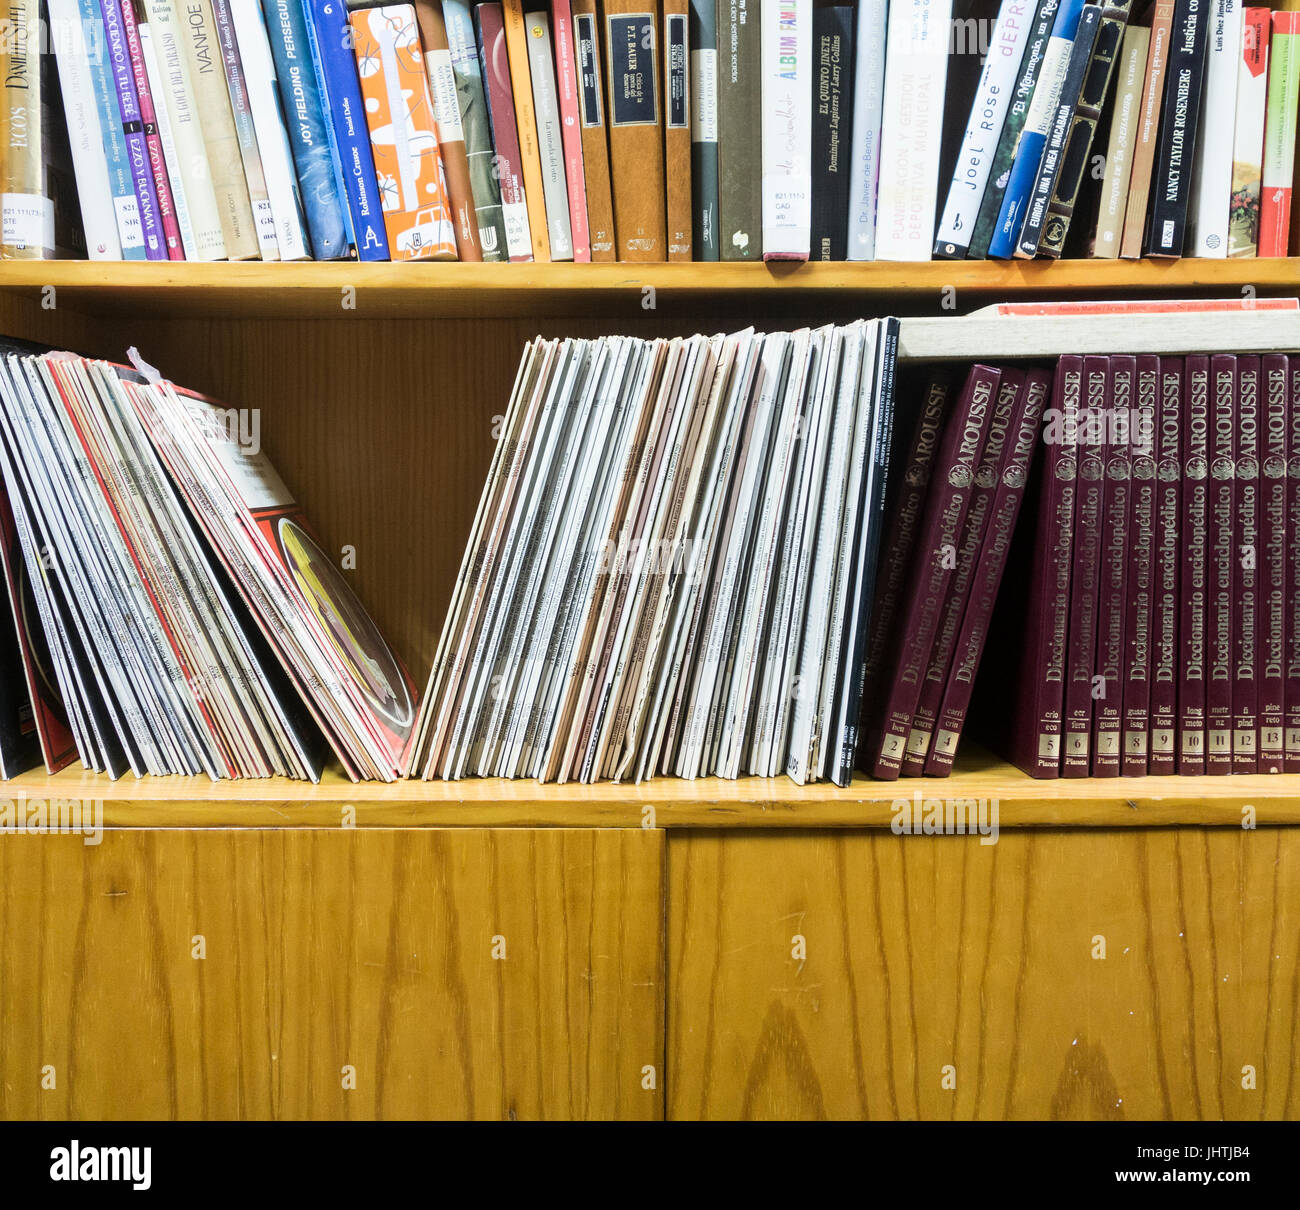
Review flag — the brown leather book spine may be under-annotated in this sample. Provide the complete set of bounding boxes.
[570,0,617,258]
[662,0,692,260]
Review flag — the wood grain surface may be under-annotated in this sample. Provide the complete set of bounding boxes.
[0,828,663,1120]
[667,829,1300,1120]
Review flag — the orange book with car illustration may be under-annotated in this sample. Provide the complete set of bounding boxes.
[350,4,458,260]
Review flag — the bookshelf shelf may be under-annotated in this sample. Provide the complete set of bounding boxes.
[1,257,1298,319]
[9,750,1299,829]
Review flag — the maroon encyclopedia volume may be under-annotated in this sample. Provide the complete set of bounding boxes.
[1121,355,1155,777]
[1148,355,1179,775]
[1259,354,1288,773]
[1232,356,1260,772]
[1205,354,1236,774]
[1288,359,1300,773]
[1179,356,1207,775]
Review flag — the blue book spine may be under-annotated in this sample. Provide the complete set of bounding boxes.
[262,0,348,258]
[304,0,389,260]
[297,0,354,250]
[77,0,146,259]
[987,0,1086,259]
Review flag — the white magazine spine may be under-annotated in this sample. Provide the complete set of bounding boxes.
[875,0,955,261]
[760,0,813,260]
[846,0,887,261]
[934,0,1036,257]
[1189,0,1244,257]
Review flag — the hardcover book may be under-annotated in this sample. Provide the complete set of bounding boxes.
[1119,0,1175,258]
[1288,358,1300,771]
[717,0,761,260]
[1123,355,1158,776]
[1205,354,1235,773]
[663,0,691,260]
[1178,356,1208,773]
[688,0,719,259]
[1233,355,1260,770]
[1093,25,1148,258]
[1148,354,1180,774]
[1259,353,1288,772]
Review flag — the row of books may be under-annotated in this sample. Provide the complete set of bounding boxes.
[11,0,1300,264]
[0,341,416,780]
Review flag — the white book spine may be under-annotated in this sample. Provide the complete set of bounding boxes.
[1229,10,1269,257]
[46,0,123,259]
[1189,0,1244,257]
[761,1,813,259]
[874,0,954,261]
[138,24,198,261]
[846,0,887,260]
[934,0,1035,257]
[230,0,310,261]
[145,0,228,260]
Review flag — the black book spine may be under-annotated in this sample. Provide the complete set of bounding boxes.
[1142,0,1210,257]
[810,3,855,262]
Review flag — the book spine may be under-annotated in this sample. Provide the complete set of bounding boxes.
[1233,355,1261,771]
[759,0,811,261]
[1122,355,1158,774]
[47,0,124,259]
[807,4,851,262]
[176,0,259,260]
[1143,0,1211,256]
[1118,0,1175,258]
[1258,11,1300,257]
[935,0,1036,259]
[551,1,592,262]
[874,0,954,261]
[299,0,356,252]
[1205,353,1235,772]
[1039,0,1133,257]
[1260,353,1288,772]
[663,0,690,261]
[717,0,760,259]
[119,0,186,257]
[1016,3,1101,258]
[903,370,1023,773]
[231,0,309,260]
[350,3,457,260]
[1061,353,1106,776]
[500,0,551,260]
[475,1,534,260]
[872,364,1000,778]
[145,0,228,259]
[928,369,1050,775]
[100,0,168,258]
[0,0,49,257]
[1148,354,1180,774]
[1091,354,1131,775]
[988,0,1086,260]
[845,0,885,261]
[138,21,197,258]
[604,4,666,260]
[1228,8,1269,257]
[525,11,574,259]
[1188,0,1243,257]
[688,0,718,259]
[1092,25,1147,258]
[1288,358,1300,771]
[259,0,347,259]
[1178,355,1207,773]
[414,0,483,261]
[443,0,507,260]
[212,0,279,257]
[306,0,389,260]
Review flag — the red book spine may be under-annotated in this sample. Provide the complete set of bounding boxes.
[1287,358,1300,772]
[551,1,592,261]
[1120,356,1155,777]
[1179,356,1208,774]
[1062,356,1108,777]
[119,0,184,259]
[902,371,1023,773]
[926,369,1050,776]
[1260,354,1288,772]
[478,3,534,262]
[1206,354,1237,773]
[1148,355,1180,775]
[1233,356,1261,772]
[872,364,1000,779]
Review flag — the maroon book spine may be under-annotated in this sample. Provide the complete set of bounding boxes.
[1259,354,1288,773]
[1179,356,1208,775]
[1148,355,1179,775]
[1121,356,1155,777]
[1062,356,1108,777]
[926,369,1049,776]
[1288,358,1300,773]
[1233,356,1261,772]
[858,375,951,757]
[1206,354,1236,774]
[902,371,1023,773]
[1092,358,1132,777]
[872,364,1000,779]
[477,2,533,263]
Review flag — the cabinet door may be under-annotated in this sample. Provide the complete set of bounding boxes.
[0,828,663,1120]
[667,829,1300,1120]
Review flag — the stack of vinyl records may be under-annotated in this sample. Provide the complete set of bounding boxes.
[409,320,900,785]
[0,342,416,781]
